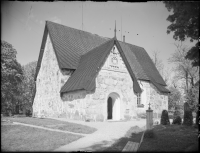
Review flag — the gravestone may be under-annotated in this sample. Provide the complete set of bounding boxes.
[183,102,193,126]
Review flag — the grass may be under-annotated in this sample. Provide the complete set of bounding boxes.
[138,124,198,152]
[1,124,83,151]
[102,126,144,152]
[2,116,97,134]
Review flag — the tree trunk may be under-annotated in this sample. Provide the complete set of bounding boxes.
[15,104,19,114]
[186,71,188,93]
[191,77,194,87]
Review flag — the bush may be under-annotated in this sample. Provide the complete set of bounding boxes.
[183,110,193,126]
[172,116,182,125]
[183,103,193,126]
[26,109,32,117]
[144,129,155,138]
[173,109,181,118]
[160,110,170,125]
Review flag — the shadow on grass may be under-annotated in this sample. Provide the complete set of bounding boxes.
[81,126,145,152]
[138,124,198,152]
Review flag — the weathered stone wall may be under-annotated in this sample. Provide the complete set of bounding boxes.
[32,34,70,118]
[33,39,168,122]
[135,80,168,119]
[61,45,137,121]
[149,83,168,119]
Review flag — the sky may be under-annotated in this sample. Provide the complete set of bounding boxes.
[1,1,196,71]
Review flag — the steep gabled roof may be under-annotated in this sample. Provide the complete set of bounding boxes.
[34,21,108,81]
[47,21,108,69]
[60,38,142,94]
[35,21,170,93]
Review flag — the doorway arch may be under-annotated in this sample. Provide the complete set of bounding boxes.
[107,92,121,120]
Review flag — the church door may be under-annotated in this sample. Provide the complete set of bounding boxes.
[107,97,113,119]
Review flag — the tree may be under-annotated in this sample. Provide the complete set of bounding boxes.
[164,2,199,67]
[168,43,199,93]
[151,50,171,85]
[21,61,37,115]
[185,42,199,67]
[160,110,170,125]
[183,102,193,126]
[185,80,199,112]
[168,86,181,111]
[1,40,24,115]
[151,50,164,76]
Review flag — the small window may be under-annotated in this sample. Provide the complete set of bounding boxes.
[137,93,141,105]
[137,93,144,108]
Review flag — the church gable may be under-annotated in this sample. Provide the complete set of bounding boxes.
[33,33,70,117]
[60,39,142,94]
[36,34,60,96]
[101,45,128,73]
[95,44,137,120]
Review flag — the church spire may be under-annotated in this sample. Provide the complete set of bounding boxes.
[114,20,117,39]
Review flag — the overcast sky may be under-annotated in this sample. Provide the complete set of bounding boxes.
[1,1,195,70]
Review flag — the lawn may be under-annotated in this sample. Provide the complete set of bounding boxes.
[1,124,83,151]
[138,124,198,152]
[2,116,97,134]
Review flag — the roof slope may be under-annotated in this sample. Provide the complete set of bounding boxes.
[61,38,142,94]
[119,42,149,80]
[35,21,170,93]
[47,21,108,69]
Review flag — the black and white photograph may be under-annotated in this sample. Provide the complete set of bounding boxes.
[1,1,199,152]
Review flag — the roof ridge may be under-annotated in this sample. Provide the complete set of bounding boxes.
[81,37,115,58]
[46,20,109,41]
[118,40,144,50]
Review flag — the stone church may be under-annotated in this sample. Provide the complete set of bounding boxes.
[32,21,170,121]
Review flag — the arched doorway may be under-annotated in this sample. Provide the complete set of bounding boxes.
[107,92,120,120]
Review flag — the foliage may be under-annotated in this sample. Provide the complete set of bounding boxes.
[151,50,171,85]
[183,102,193,126]
[151,50,164,76]
[172,116,182,125]
[185,81,199,112]
[168,86,182,110]
[164,2,199,66]
[173,109,181,118]
[20,61,37,115]
[195,110,199,126]
[1,40,24,115]
[185,42,199,67]
[144,129,155,139]
[160,110,170,125]
[168,43,199,93]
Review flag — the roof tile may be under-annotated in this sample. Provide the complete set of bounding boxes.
[35,21,169,93]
